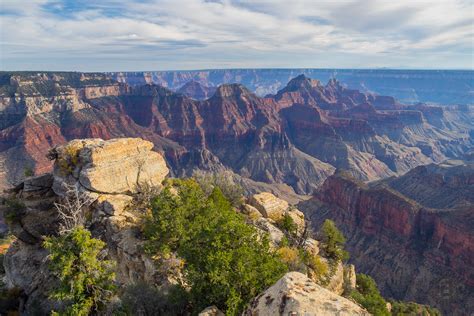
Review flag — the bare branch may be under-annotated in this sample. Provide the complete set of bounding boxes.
[54,184,94,234]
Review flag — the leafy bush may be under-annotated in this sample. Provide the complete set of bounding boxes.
[23,167,34,177]
[57,145,80,175]
[350,274,390,316]
[390,300,441,316]
[276,213,298,237]
[143,179,287,315]
[307,254,329,283]
[4,198,26,225]
[44,227,116,315]
[319,219,349,261]
[277,246,305,271]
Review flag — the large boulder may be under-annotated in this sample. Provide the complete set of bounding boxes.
[249,192,289,220]
[198,306,224,316]
[244,272,369,316]
[51,138,169,195]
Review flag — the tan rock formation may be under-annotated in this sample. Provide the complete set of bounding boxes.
[241,203,263,220]
[303,238,319,256]
[244,271,369,316]
[198,305,224,316]
[255,217,284,247]
[3,137,172,314]
[249,192,289,220]
[325,260,345,295]
[344,264,357,293]
[50,138,169,195]
[287,207,306,234]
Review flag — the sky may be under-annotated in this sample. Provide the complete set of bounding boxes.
[0,0,473,71]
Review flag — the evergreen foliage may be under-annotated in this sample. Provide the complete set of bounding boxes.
[143,179,287,315]
[320,219,349,261]
[276,213,298,237]
[390,300,441,316]
[43,227,116,316]
[351,273,390,316]
[351,273,441,316]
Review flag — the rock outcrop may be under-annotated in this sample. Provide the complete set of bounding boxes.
[50,138,168,194]
[248,192,307,241]
[299,160,474,315]
[249,192,289,219]
[244,272,369,316]
[2,138,173,313]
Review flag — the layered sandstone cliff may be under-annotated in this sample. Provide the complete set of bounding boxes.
[0,72,472,198]
[299,161,474,315]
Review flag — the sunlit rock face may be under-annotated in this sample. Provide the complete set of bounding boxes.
[243,271,369,316]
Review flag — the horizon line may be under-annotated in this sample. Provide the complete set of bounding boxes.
[1,67,474,73]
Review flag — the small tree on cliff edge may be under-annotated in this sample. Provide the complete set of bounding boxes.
[44,227,115,316]
[320,219,349,261]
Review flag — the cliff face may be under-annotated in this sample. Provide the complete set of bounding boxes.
[299,161,474,315]
[0,72,472,197]
[177,80,216,100]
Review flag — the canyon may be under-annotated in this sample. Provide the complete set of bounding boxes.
[299,160,474,314]
[110,69,474,105]
[1,72,472,196]
[0,70,473,314]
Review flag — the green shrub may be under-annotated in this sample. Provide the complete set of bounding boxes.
[277,246,305,272]
[320,219,349,261]
[57,145,80,175]
[143,179,287,315]
[44,227,116,315]
[4,198,26,225]
[390,300,441,316]
[297,249,329,284]
[350,274,390,316]
[23,167,34,177]
[276,213,298,237]
[308,254,329,283]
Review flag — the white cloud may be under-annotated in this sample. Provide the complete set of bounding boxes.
[0,0,472,70]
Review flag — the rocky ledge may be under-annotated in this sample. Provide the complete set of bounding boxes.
[244,272,368,316]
